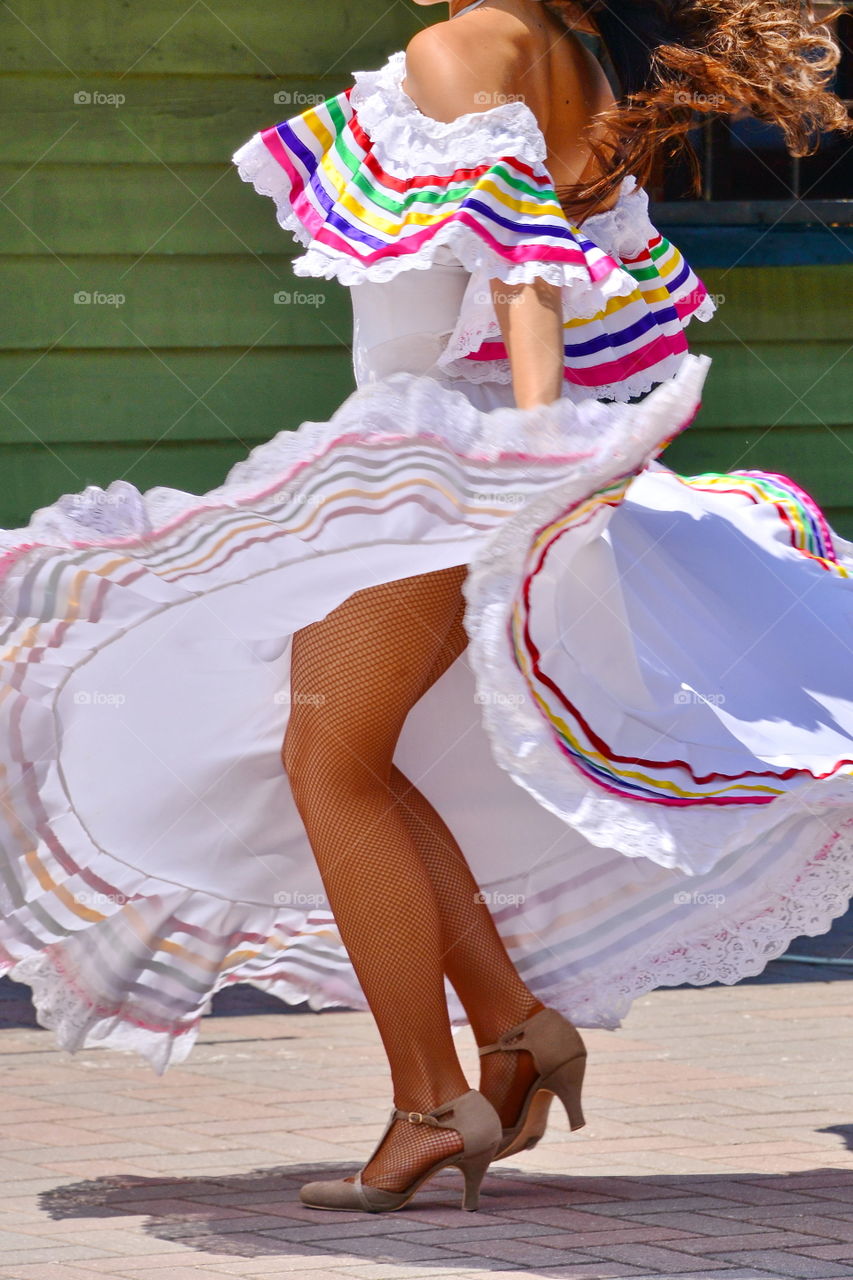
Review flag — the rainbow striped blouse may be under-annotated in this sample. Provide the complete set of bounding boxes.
[232,49,716,402]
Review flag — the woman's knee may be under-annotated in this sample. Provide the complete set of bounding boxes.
[281,710,390,812]
[280,709,322,799]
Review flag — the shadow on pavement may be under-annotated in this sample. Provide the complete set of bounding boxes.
[38,1166,853,1270]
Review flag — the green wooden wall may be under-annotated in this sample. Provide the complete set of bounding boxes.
[2,2,851,539]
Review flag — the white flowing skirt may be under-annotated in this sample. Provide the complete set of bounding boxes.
[2,257,852,1073]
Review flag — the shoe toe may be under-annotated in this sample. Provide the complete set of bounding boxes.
[299,1177,352,1208]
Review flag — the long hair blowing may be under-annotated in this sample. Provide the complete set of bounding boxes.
[541,0,852,216]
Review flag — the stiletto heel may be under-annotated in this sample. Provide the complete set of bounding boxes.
[299,1088,502,1212]
[540,1053,586,1131]
[479,1006,588,1160]
[458,1146,495,1211]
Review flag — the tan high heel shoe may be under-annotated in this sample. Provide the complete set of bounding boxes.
[479,1006,587,1161]
[299,1088,502,1212]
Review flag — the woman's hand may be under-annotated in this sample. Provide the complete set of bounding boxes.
[490,276,565,409]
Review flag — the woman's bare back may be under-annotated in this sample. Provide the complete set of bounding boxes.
[405,2,620,217]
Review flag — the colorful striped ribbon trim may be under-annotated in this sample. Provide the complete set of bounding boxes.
[234,51,714,399]
[510,468,852,805]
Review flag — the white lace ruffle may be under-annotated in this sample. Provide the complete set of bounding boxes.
[438,348,698,405]
[437,302,718,404]
[0,356,710,564]
[542,818,853,1030]
[231,43,557,286]
[579,175,655,259]
[288,226,637,288]
[9,816,853,1065]
[6,349,853,1069]
[429,172,717,400]
[231,133,312,250]
[8,946,357,1075]
[231,121,640,290]
[350,49,548,172]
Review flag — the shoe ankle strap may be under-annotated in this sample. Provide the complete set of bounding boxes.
[393,1098,461,1129]
[478,1008,547,1056]
[478,1031,526,1056]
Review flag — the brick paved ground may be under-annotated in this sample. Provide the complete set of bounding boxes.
[1,971,853,1280]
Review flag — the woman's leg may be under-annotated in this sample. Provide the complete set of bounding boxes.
[285,564,546,1192]
[284,565,475,1191]
[388,762,543,1126]
[386,595,544,1127]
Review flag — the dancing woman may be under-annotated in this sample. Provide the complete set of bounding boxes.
[1,0,851,1216]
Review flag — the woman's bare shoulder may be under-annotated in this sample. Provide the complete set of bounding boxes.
[404,17,523,122]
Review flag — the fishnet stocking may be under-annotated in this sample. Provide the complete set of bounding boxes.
[388,765,543,1129]
[391,598,544,1131]
[283,565,542,1193]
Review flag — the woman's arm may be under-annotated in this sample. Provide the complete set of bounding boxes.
[405,30,566,410]
[489,277,565,409]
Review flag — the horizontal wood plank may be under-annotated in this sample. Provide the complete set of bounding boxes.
[0,164,303,256]
[691,266,853,343]
[0,345,850,441]
[663,424,853,508]
[0,350,356,443]
[690,341,853,429]
[0,74,350,164]
[3,167,853,285]
[3,257,852,352]
[3,2,420,74]
[1,258,351,348]
[0,438,270,530]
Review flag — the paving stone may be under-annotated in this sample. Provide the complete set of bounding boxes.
[711,1250,853,1277]
[569,1241,736,1271]
[3,984,853,1279]
[794,1245,853,1262]
[622,1273,800,1280]
[674,1231,834,1254]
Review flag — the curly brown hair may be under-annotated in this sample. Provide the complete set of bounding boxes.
[542,0,853,217]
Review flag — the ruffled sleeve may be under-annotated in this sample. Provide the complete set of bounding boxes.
[231,49,629,291]
[232,47,717,403]
[436,175,718,403]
